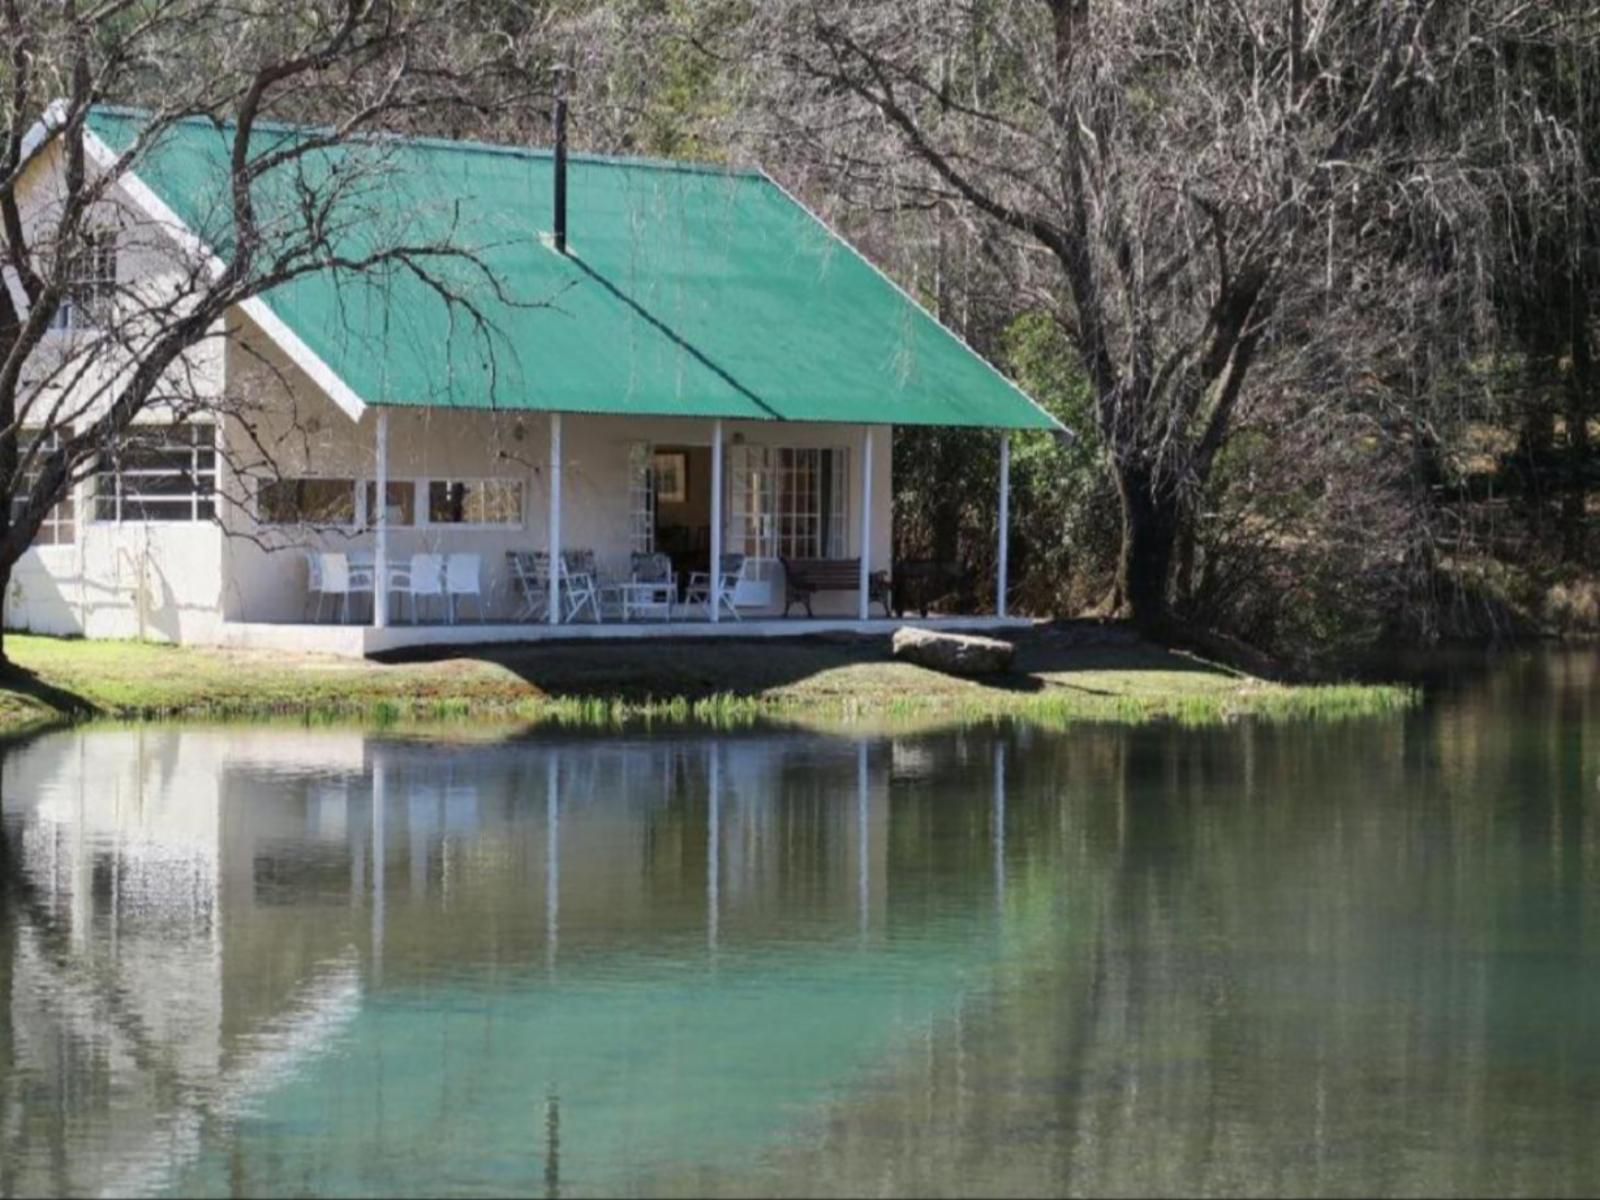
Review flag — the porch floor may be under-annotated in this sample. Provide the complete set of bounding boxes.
[219,614,1034,659]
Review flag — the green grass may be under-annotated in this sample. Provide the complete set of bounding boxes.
[0,626,1417,738]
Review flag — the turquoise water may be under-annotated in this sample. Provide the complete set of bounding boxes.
[2,651,1599,1196]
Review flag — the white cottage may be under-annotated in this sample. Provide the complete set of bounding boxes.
[6,107,1060,656]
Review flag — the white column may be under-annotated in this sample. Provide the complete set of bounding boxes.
[858,427,875,621]
[997,431,1011,618]
[708,742,720,954]
[371,751,386,980]
[373,410,389,628]
[709,419,724,623]
[546,752,560,973]
[994,739,1007,914]
[547,412,563,625]
[857,740,870,942]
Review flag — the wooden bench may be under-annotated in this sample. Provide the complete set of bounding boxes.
[781,557,892,618]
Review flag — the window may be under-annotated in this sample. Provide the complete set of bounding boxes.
[50,230,117,331]
[11,430,76,546]
[773,447,849,559]
[426,479,522,526]
[94,423,215,522]
[363,481,415,527]
[259,478,357,527]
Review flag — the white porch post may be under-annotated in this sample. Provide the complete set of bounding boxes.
[371,749,386,980]
[548,412,563,625]
[546,751,560,974]
[373,410,389,628]
[858,426,874,621]
[856,739,870,942]
[710,418,724,623]
[997,431,1011,618]
[708,741,720,954]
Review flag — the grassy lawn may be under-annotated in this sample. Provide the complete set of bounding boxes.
[0,625,1414,736]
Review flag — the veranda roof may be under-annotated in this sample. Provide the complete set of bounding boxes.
[87,108,1060,430]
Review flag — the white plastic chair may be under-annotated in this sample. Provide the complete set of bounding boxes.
[318,552,369,624]
[446,553,483,623]
[303,550,324,621]
[407,553,446,623]
[384,557,414,623]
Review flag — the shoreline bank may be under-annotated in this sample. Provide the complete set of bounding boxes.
[0,626,1415,738]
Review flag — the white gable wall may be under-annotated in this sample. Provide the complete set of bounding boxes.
[6,140,228,642]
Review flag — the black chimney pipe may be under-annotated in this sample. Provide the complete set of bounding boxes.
[552,78,568,255]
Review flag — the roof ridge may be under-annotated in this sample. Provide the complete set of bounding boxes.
[88,103,765,180]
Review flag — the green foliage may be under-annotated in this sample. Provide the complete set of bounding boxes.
[608,0,748,161]
[999,312,1119,612]
[891,309,1117,615]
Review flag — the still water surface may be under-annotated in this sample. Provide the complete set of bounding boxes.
[1,651,1598,1197]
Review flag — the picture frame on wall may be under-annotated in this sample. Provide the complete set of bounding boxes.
[653,451,688,503]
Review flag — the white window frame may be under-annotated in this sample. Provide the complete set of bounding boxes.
[421,477,525,531]
[361,478,418,530]
[92,422,216,524]
[256,476,361,530]
[769,446,849,560]
[49,229,117,332]
[255,475,530,532]
[12,429,77,546]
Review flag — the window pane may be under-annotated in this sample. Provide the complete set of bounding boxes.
[13,429,76,546]
[427,480,521,525]
[364,481,415,527]
[428,480,469,524]
[478,481,523,524]
[122,498,195,521]
[127,472,200,497]
[260,479,355,526]
[92,423,215,523]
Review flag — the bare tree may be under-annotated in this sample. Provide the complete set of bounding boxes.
[0,0,538,663]
[735,0,1595,634]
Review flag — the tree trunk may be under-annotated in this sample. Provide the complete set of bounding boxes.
[1116,463,1181,634]
[0,561,11,668]
[0,795,13,1190]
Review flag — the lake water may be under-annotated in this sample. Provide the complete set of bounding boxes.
[1,650,1598,1197]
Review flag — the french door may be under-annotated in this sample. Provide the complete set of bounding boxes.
[727,444,777,604]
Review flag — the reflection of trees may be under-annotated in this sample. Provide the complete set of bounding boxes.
[6,682,1594,1197]
[750,676,1600,1199]
[0,821,14,1197]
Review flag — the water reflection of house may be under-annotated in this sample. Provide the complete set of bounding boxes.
[0,725,1009,1196]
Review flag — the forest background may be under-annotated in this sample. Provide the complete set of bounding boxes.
[6,0,1599,674]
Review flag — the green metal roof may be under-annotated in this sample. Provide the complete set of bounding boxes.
[86,108,1059,429]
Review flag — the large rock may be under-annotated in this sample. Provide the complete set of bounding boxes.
[891,627,1015,676]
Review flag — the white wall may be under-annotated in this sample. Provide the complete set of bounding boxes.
[4,137,229,642]
[7,523,224,641]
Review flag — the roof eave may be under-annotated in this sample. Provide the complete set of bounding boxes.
[755,167,1071,438]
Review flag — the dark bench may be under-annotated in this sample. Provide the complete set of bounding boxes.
[781,557,892,618]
